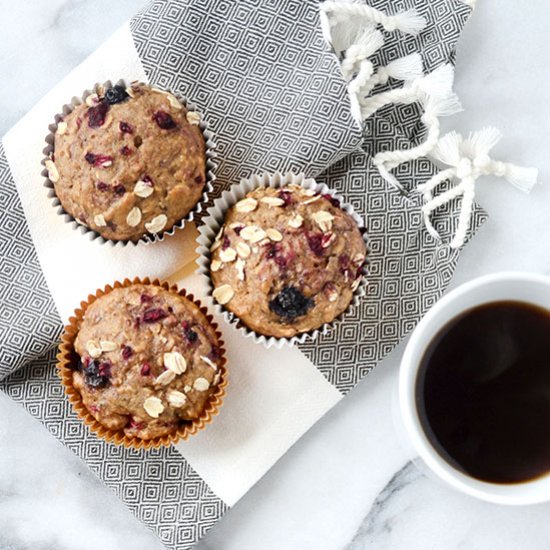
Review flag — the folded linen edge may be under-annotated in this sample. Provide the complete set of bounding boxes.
[320,0,538,249]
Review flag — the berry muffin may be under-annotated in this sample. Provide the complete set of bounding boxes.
[45,82,207,241]
[70,283,225,441]
[209,184,367,339]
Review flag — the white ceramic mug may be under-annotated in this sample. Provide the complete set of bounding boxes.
[399,272,550,505]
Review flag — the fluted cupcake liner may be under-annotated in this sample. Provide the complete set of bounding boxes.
[42,79,217,246]
[196,172,370,349]
[57,277,228,450]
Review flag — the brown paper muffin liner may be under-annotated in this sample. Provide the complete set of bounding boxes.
[57,277,228,450]
[196,172,370,348]
[42,79,217,247]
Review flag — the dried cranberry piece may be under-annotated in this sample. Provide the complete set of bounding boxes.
[113,183,126,195]
[221,235,231,250]
[119,121,134,134]
[140,294,153,304]
[129,417,145,430]
[140,363,151,376]
[275,255,289,270]
[142,308,167,323]
[87,100,110,128]
[96,181,109,191]
[84,360,110,388]
[121,345,133,360]
[142,175,154,184]
[194,175,203,184]
[89,404,100,413]
[120,145,133,156]
[233,225,243,236]
[266,243,294,270]
[104,85,129,105]
[98,361,112,377]
[85,152,113,167]
[153,110,177,130]
[339,254,350,269]
[269,286,314,320]
[339,254,354,279]
[322,193,340,207]
[208,347,221,361]
[278,190,294,206]
[307,233,325,257]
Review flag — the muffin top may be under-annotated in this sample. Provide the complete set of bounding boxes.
[47,82,206,241]
[73,284,223,440]
[210,184,367,338]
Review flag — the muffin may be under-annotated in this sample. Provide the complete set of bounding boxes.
[45,82,207,241]
[68,282,225,442]
[209,184,367,338]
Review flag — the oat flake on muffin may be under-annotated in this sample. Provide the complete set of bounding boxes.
[47,82,206,241]
[73,284,223,440]
[209,184,367,339]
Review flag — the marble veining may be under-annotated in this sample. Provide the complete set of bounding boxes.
[3,0,550,549]
[347,462,420,549]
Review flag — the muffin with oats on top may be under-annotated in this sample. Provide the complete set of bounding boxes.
[45,82,207,242]
[71,283,225,441]
[209,184,367,339]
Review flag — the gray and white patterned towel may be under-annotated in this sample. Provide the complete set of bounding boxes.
[0,1,485,548]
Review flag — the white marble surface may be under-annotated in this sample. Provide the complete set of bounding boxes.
[2,1,550,549]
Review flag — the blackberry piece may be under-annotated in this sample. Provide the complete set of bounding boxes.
[84,360,110,388]
[104,85,129,105]
[269,286,313,320]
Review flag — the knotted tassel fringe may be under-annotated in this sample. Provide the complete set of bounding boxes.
[419,128,539,248]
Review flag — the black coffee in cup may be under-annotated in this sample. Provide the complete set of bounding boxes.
[416,301,550,484]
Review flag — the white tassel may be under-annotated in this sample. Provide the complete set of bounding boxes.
[320,2,427,36]
[384,9,427,36]
[371,67,462,174]
[355,53,423,96]
[420,128,540,249]
[462,126,502,158]
[341,27,384,81]
[350,54,422,102]
[430,131,463,167]
[348,59,376,97]
[319,1,428,128]
[383,54,424,82]
[424,91,463,118]
[501,165,539,193]
[410,64,455,99]
[358,64,456,120]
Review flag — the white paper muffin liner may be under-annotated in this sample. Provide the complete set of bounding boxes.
[42,79,217,247]
[196,172,370,349]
